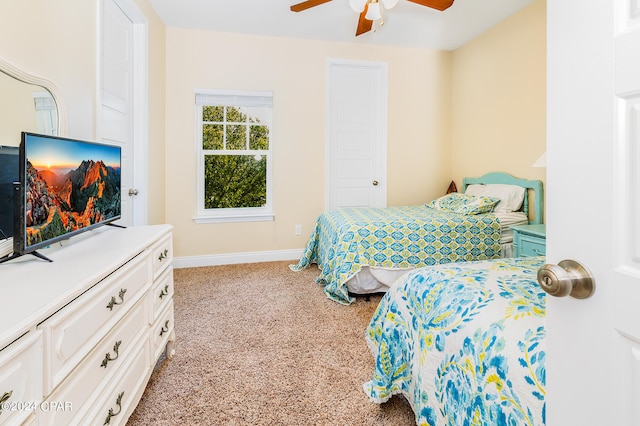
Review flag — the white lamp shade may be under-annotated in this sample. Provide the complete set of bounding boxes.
[381,0,398,9]
[365,2,382,20]
[349,0,368,13]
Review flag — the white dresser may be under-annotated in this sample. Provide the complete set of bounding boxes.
[0,224,175,425]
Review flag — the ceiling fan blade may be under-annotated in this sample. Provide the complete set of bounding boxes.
[355,4,373,36]
[290,0,333,12]
[407,0,454,11]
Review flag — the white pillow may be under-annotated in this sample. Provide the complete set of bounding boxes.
[464,183,525,212]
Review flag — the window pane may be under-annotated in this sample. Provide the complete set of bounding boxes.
[226,125,246,150]
[226,106,246,123]
[204,154,267,208]
[246,106,271,124]
[203,105,223,122]
[203,124,223,149]
[249,125,269,150]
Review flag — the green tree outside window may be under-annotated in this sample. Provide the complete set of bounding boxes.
[201,105,270,209]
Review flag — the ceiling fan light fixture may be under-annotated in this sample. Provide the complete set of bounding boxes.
[381,0,398,9]
[289,0,454,37]
[349,0,368,13]
[365,0,382,20]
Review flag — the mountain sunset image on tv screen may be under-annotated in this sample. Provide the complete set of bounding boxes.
[21,133,121,251]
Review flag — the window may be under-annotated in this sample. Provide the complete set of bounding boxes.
[33,91,58,136]
[194,90,273,223]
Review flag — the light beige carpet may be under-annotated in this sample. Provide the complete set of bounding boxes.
[127,261,416,425]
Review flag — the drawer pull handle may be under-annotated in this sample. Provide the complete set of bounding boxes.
[100,340,122,368]
[158,248,169,261]
[106,288,127,311]
[159,285,169,299]
[533,247,545,255]
[103,391,124,425]
[0,391,13,416]
[160,320,170,336]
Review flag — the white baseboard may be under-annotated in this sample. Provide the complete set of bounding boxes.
[173,248,305,269]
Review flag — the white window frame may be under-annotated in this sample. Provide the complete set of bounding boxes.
[32,91,58,136]
[193,89,274,223]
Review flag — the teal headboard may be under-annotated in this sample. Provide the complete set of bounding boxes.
[461,172,544,225]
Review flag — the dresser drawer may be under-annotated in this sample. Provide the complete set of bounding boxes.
[83,341,152,426]
[520,236,546,257]
[151,234,173,279]
[151,267,174,323]
[152,301,175,361]
[40,252,152,394]
[0,331,42,426]
[41,299,149,425]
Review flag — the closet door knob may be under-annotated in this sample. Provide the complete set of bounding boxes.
[372,180,379,186]
[537,259,595,299]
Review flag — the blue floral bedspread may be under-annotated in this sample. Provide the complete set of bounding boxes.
[289,206,502,304]
[363,256,546,425]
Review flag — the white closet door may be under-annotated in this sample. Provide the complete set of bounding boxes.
[100,0,148,226]
[326,59,387,210]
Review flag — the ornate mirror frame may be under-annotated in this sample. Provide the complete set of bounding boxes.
[0,56,67,136]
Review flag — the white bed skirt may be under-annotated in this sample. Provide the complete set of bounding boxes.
[345,266,408,294]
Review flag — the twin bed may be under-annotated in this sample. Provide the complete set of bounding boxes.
[363,256,546,425]
[290,172,543,305]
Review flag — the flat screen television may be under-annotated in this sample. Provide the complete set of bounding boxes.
[0,132,122,263]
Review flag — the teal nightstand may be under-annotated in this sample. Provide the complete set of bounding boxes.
[511,224,546,257]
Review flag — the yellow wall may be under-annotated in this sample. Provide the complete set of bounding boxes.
[0,0,167,225]
[165,30,452,257]
[451,0,546,190]
[0,0,96,139]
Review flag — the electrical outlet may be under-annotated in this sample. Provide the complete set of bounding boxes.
[295,225,302,236]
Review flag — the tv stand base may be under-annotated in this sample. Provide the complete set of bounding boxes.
[0,250,53,264]
[107,222,126,229]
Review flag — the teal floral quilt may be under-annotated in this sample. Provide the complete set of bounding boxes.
[289,206,502,304]
[363,256,546,426]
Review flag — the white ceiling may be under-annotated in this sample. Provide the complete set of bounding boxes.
[148,0,536,51]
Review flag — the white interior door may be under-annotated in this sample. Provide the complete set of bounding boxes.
[326,59,387,210]
[547,0,639,424]
[100,0,148,226]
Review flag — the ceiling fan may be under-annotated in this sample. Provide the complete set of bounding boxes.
[290,0,454,36]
